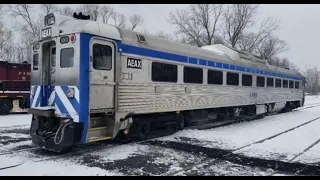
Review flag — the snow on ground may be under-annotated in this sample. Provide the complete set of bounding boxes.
[235,115,320,161]
[177,160,289,176]
[0,160,118,176]
[294,142,320,165]
[157,105,320,151]
[0,95,320,175]
[0,114,31,127]
[0,142,208,176]
[304,94,320,106]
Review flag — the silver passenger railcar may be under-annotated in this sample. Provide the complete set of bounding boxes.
[28,12,305,152]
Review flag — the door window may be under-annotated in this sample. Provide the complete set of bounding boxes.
[92,44,112,70]
[51,47,56,67]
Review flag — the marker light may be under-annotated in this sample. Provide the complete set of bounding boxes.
[31,86,35,96]
[70,34,76,43]
[33,43,40,51]
[67,87,75,98]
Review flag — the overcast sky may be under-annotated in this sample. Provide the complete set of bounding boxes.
[5,4,320,71]
[106,4,320,70]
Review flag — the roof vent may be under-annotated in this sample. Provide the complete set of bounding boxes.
[136,34,146,43]
[73,12,90,20]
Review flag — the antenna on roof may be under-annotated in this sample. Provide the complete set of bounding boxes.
[73,12,90,20]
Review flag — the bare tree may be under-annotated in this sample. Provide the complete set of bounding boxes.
[58,6,74,17]
[6,4,42,63]
[78,4,100,21]
[129,14,144,30]
[7,4,39,39]
[40,4,58,15]
[236,16,280,53]
[154,31,174,40]
[223,4,260,48]
[112,12,126,28]
[304,66,320,94]
[99,5,114,24]
[254,35,287,60]
[0,27,14,62]
[168,4,224,47]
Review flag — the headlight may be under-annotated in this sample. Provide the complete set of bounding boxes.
[31,87,35,96]
[67,87,75,98]
[47,16,55,26]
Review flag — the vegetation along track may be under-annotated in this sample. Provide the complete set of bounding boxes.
[145,114,320,176]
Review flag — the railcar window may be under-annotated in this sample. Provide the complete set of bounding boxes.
[33,53,39,71]
[275,79,282,88]
[208,70,223,85]
[184,66,203,84]
[283,80,288,88]
[93,44,112,70]
[257,76,265,87]
[152,62,177,82]
[60,48,74,68]
[227,72,239,86]
[242,74,252,86]
[289,80,294,88]
[51,47,56,67]
[295,81,299,89]
[267,78,274,87]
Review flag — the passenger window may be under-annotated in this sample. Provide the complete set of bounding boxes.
[208,70,223,85]
[242,74,252,86]
[184,66,203,84]
[60,48,74,68]
[267,78,274,87]
[283,80,288,88]
[289,81,294,88]
[295,81,299,89]
[275,79,281,88]
[256,76,265,87]
[227,72,239,86]
[92,44,112,70]
[152,62,177,83]
[33,53,39,71]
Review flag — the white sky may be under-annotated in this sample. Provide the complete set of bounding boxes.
[4,4,320,71]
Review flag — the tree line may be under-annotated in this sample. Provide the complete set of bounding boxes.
[0,4,319,94]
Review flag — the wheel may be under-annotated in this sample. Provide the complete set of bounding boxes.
[177,114,185,130]
[0,100,10,115]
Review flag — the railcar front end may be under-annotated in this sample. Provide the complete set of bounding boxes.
[29,13,120,152]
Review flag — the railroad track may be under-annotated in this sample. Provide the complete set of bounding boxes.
[152,114,320,176]
[1,104,320,173]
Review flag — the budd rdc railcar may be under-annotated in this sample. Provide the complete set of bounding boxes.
[0,60,30,115]
[28,12,305,152]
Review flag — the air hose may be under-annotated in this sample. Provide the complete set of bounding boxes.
[53,119,73,145]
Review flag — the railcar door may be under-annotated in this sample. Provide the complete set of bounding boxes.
[89,38,115,110]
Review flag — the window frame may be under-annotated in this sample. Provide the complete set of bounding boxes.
[256,76,265,87]
[226,72,239,86]
[295,81,300,89]
[151,61,178,83]
[92,43,113,71]
[289,80,294,89]
[275,79,282,88]
[267,77,274,87]
[183,66,203,84]
[32,53,39,71]
[242,74,253,87]
[207,69,223,85]
[60,47,75,69]
[283,79,289,88]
